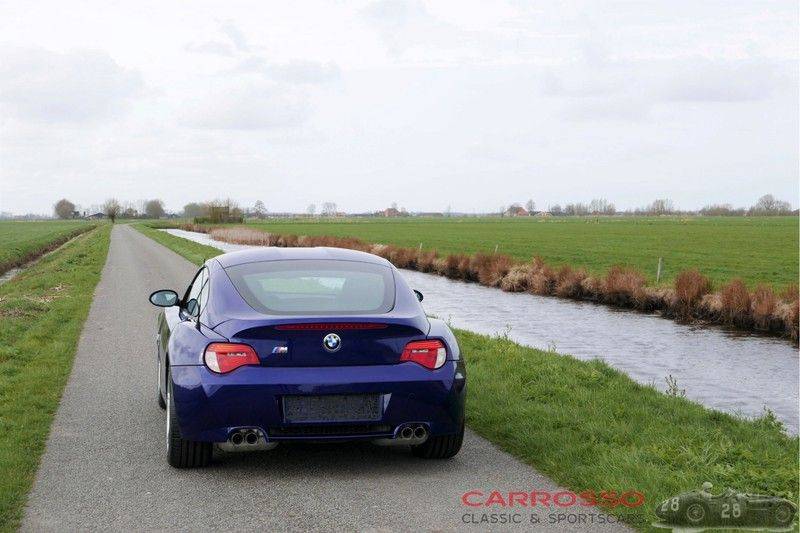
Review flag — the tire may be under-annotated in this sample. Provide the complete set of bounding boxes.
[411,423,464,459]
[774,503,794,527]
[684,502,708,526]
[166,374,212,468]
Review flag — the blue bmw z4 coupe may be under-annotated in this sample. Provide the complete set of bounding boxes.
[149,246,466,467]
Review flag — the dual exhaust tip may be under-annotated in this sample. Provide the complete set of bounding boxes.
[397,423,428,444]
[400,425,427,440]
[230,429,260,446]
[219,428,278,452]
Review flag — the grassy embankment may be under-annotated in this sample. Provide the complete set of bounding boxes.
[0,225,111,532]
[242,216,798,288]
[0,220,95,275]
[133,223,221,265]
[137,228,798,529]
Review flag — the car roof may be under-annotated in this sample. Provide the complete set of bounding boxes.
[212,246,393,269]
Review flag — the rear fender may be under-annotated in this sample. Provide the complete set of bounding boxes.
[428,318,460,360]
[167,320,227,366]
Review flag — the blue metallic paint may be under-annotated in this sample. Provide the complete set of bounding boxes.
[157,247,466,444]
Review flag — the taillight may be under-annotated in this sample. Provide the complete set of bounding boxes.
[400,340,447,370]
[204,343,259,374]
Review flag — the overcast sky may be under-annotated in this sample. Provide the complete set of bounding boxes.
[0,0,797,215]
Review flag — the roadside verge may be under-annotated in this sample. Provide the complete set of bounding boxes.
[0,225,111,532]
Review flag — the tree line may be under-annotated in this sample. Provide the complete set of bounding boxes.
[49,193,796,221]
[501,195,794,217]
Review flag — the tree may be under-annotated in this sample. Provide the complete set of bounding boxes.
[104,198,121,223]
[144,199,165,219]
[550,204,562,215]
[589,198,616,215]
[564,203,589,216]
[183,202,208,219]
[207,198,243,223]
[251,200,266,219]
[54,198,76,219]
[750,194,792,216]
[646,198,674,215]
[321,202,337,216]
[307,204,316,216]
[525,199,535,213]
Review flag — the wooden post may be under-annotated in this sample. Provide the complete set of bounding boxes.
[656,257,663,283]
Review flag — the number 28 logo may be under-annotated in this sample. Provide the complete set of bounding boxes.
[721,502,742,518]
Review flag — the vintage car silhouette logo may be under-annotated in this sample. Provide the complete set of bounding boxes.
[322,333,341,353]
[654,482,796,530]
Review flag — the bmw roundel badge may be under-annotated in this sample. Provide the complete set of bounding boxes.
[322,333,341,353]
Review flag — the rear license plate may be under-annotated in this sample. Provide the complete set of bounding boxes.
[282,394,382,423]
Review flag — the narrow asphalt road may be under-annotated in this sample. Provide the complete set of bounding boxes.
[22,225,629,532]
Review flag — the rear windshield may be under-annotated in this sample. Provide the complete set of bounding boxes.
[225,259,396,315]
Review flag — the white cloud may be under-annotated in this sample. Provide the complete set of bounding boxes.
[184,41,234,57]
[180,79,307,130]
[219,19,251,52]
[0,45,143,123]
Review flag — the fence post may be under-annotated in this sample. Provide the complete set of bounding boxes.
[656,257,663,283]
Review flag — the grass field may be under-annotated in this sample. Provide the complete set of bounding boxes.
[461,329,797,528]
[0,226,111,532]
[0,220,95,275]
[140,228,798,529]
[236,216,798,289]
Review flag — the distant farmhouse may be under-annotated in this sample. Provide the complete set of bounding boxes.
[85,212,106,220]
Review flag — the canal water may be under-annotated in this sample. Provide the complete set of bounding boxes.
[163,229,799,433]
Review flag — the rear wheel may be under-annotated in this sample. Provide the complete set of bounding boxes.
[411,423,464,459]
[684,502,708,525]
[166,373,212,468]
[774,503,794,526]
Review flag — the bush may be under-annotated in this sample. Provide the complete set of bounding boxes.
[720,279,752,327]
[674,269,711,318]
[472,253,513,287]
[603,266,647,307]
[554,266,586,299]
[751,284,777,331]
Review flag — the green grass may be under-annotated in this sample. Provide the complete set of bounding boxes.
[460,329,798,529]
[230,216,798,288]
[0,225,111,532]
[0,220,95,275]
[138,228,798,529]
[133,223,220,266]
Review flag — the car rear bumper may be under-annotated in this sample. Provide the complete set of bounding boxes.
[170,361,466,442]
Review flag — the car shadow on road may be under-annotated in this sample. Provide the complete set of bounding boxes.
[204,440,467,478]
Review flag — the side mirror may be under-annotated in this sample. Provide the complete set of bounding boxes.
[413,289,424,302]
[149,289,179,307]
